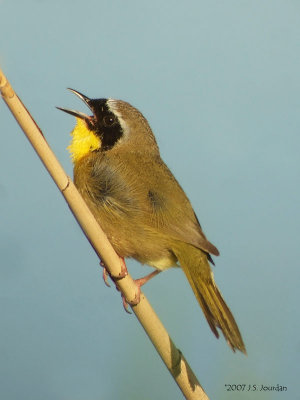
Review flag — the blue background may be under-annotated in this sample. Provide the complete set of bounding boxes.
[0,1,299,399]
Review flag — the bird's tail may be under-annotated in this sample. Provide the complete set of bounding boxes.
[173,243,246,354]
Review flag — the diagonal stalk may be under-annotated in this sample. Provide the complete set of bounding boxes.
[0,68,209,400]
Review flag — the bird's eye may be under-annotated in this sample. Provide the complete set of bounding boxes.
[103,114,117,127]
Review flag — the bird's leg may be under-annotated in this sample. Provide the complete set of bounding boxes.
[122,269,162,313]
[134,269,161,288]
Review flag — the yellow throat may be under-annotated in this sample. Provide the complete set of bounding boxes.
[68,118,101,164]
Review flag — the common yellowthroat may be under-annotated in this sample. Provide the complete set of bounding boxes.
[58,89,246,354]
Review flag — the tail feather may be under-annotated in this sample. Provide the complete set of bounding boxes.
[173,244,246,354]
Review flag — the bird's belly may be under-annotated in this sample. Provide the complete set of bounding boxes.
[108,227,178,271]
[147,256,178,271]
[90,208,178,270]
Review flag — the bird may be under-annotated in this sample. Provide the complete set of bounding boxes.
[57,89,246,354]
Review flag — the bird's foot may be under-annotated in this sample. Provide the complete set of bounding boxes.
[99,257,128,287]
[121,269,161,313]
[100,259,161,314]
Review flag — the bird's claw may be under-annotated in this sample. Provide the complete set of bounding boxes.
[121,287,141,314]
[101,263,111,287]
[100,257,128,287]
[113,257,128,280]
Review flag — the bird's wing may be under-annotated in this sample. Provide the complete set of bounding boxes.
[126,153,220,257]
[146,178,220,256]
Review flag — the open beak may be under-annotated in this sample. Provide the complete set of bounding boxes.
[56,88,93,121]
